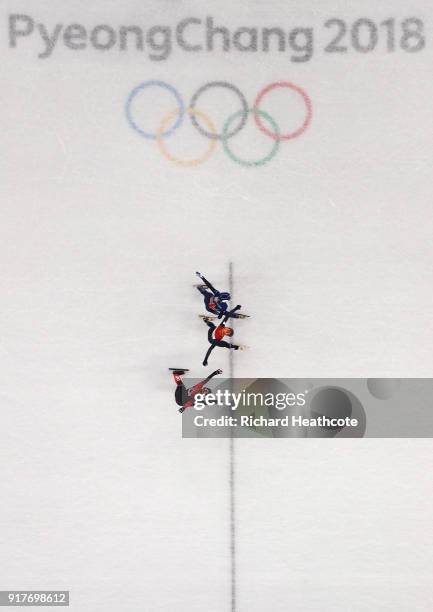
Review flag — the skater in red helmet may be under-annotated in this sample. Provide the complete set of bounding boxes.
[202,305,243,366]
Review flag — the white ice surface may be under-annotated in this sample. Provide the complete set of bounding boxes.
[1,1,433,610]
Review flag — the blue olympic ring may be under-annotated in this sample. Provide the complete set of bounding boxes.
[125,80,185,140]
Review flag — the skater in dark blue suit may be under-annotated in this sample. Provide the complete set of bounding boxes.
[195,271,243,319]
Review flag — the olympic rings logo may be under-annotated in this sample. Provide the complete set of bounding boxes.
[125,80,313,167]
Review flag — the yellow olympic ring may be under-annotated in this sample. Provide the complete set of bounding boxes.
[156,107,217,167]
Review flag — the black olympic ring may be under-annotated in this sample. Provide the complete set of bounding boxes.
[189,81,249,141]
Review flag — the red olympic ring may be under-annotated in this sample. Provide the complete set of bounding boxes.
[254,81,312,141]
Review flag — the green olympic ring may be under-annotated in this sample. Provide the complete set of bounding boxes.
[221,108,280,167]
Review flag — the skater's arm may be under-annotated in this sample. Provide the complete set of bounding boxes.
[194,368,222,391]
[204,368,222,383]
[215,340,239,350]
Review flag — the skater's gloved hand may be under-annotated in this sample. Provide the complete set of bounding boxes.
[195,271,202,277]
[213,369,223,376]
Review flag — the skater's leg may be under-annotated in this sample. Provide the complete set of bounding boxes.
[203,344,215,367]
[221,311,239,319]
[173,371,189,405]
[175,383,188,406]
[217,302,228,319]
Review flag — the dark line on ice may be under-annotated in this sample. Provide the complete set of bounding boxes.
[228,261,236,612]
